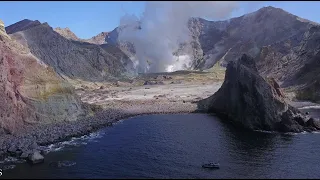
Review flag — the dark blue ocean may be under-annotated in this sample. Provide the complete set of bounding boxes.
[2,113,320,179]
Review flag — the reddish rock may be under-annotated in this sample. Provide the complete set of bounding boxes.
[0,19,86,134]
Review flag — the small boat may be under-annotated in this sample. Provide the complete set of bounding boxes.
[202,162,220,169]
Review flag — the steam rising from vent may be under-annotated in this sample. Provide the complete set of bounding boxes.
[118,2,239,73]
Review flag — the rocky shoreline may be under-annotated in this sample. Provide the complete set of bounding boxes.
[0,100,197,164]
[1,94,319,165]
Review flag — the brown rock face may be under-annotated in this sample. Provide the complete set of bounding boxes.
[198,54,318,132]
[266,77,285,98]
[256,25,320,102]
[0,20,86,134]
[54,27,81,41]
[0,38,30,134]
[84,32,109,45]
[0,19,10,40]
[0,19,5,34]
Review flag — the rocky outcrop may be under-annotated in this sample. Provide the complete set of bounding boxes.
[54,27,81,41]
[105,27,136,59]
[198,54,319,132]
[0,19,6,36]
[256,25,320,102]
[28,151,44,164]
[5,19,41,34]
[54,28,109,45]
[84,32,109,45]
[143,80,164,86]
[190,7,320,103]
[54,26,132,60]
[6,20,134,81]
[188,6,320,103]
[84,29,136,68]
[0,19,87,134]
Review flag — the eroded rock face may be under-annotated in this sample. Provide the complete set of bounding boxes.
[0,20,10,40]
[198,54,318,132]
[256,25,320,102]
[0,19,5,34]
[54,27,81,41]
[84,32,109,45]
[191,6,317,70]
[0,19,87,134]
[6,20,135,82]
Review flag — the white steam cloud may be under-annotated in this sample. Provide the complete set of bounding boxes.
[118,2,239,73]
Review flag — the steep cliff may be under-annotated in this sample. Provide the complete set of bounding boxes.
[256,25,320,102]
[198,54,319,132]
[0,19,86,134]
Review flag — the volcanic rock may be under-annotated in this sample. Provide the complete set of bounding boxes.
[28,151,44,164]
[143,81,165,85]
[6,19,135,82]
[0,19,87,134]
[198,54,313,132]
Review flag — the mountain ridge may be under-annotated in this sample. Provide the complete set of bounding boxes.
[4,5,320,102]
[5,20,135,82]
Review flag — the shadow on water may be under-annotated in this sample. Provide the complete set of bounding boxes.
[206,114,296,175]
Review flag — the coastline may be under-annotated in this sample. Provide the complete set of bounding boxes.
[0,99,198,161]
[1,97,320,164]
[1,78,319,164]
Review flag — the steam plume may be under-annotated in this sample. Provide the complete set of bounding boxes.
[118,2,239,73]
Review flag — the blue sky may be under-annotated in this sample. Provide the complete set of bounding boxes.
[0,1,319,39]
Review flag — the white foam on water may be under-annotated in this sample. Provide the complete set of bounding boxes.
[60,161,76,167]
[299,105,320,110]
[284,132,298,135]
[46,144,63,152]
[1,164,16,171]
[114,119,124,125]
[284,131,308,135]
[253,129,319,136]
[0,157,25,166]
[254,130,277,134]
[48,160,77,168]
[40,131,106,154]
[311,131,320,134]
[4,156,18,162]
